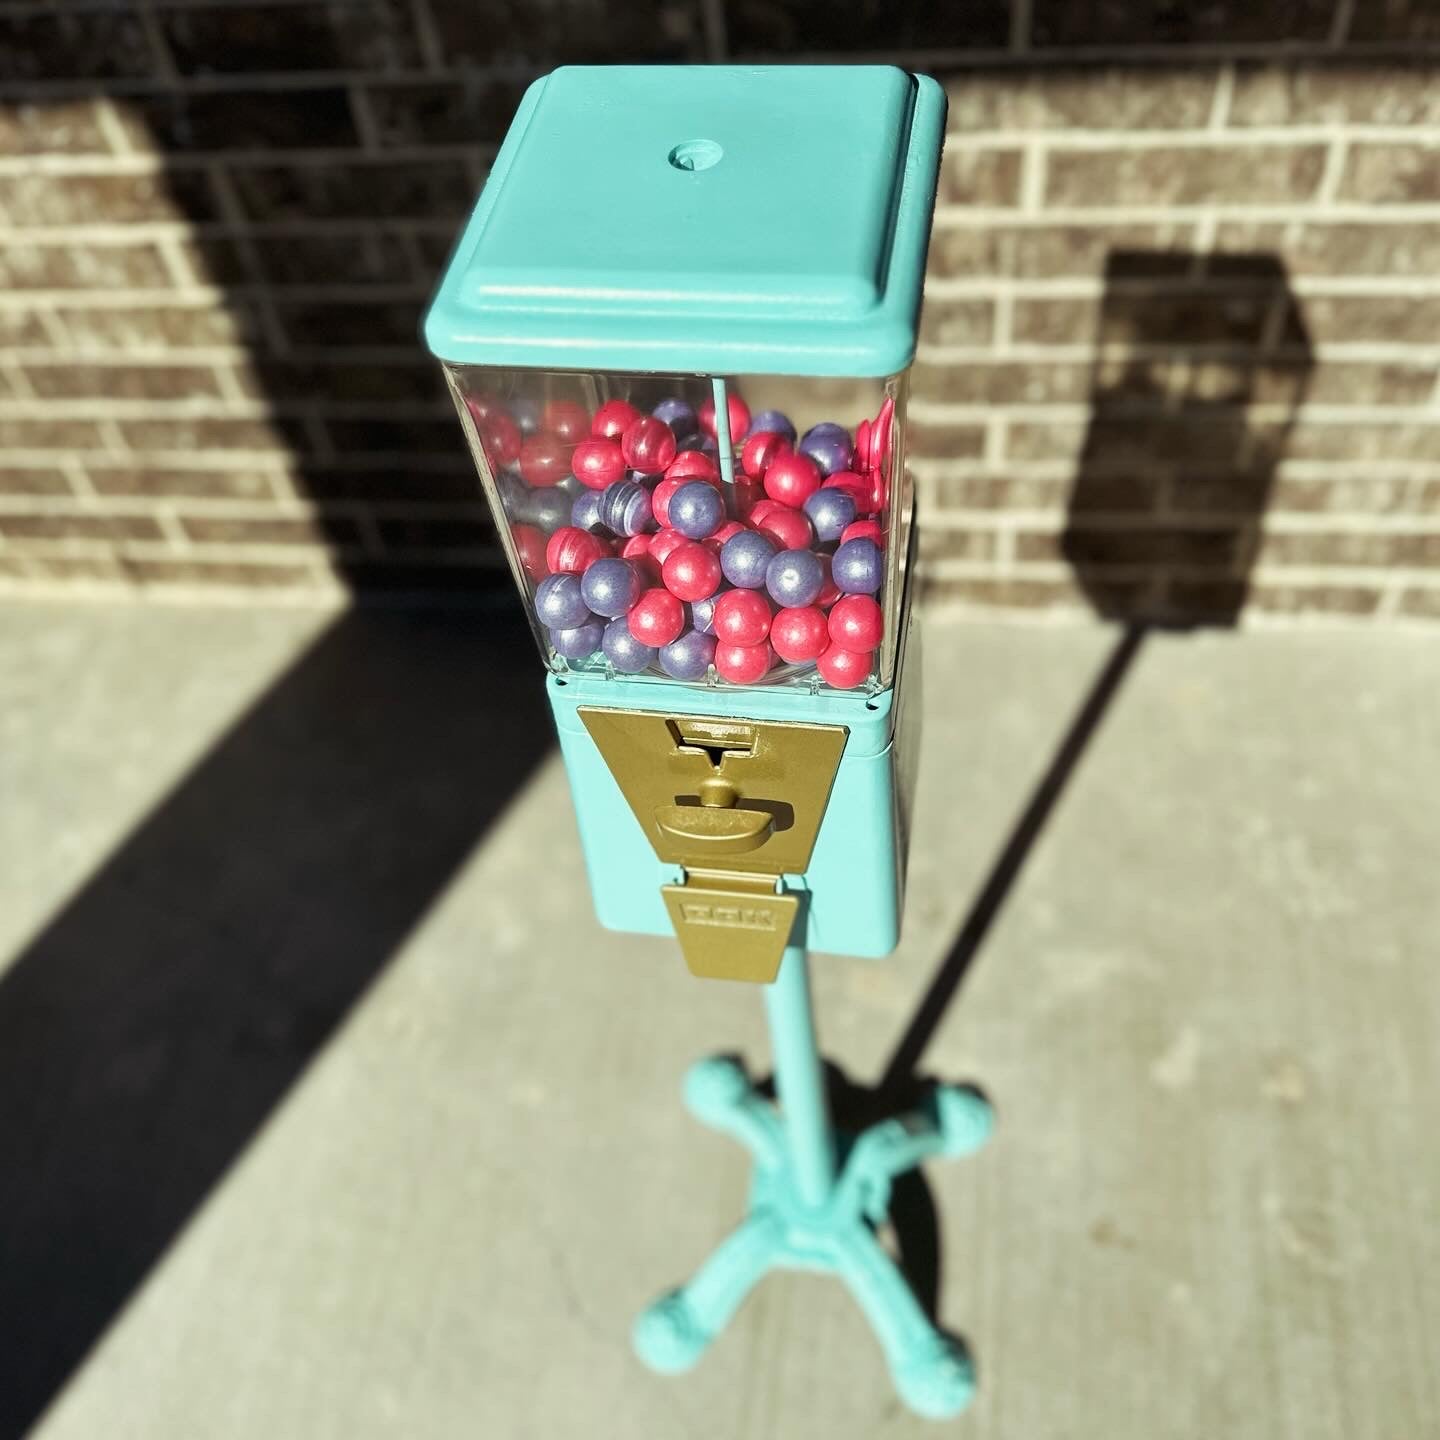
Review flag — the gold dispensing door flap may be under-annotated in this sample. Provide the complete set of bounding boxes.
[579,709,848,982]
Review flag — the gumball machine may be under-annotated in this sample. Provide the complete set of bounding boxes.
[424,66,992,1418]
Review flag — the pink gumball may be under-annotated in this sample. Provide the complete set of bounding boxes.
[763,452,822,508]
[662,541,722,602]
[710,520,745,547]
[518,434,572,487]
[571,438,626,490]
[622,415,678,473]
[815,553,842,608]
[841,519,885,548]
[621,533,661,584]
[649,526,688,564]
[828,594,883,651]
[752,503,813,552]
[742,430,792,477]
[543,400,590,444]
[478,412,521,468]
[698,392,752,443]
[817,643,872,689]
[666,450,720,483]
[512,523,548,582]
[714,639,773,685]
[545,526,608,575]
[853,417,874,470]
[592,398,641,440]
[628,587,685,647]
[713,589,773,647]
[822,471,871,513]
[731,475,763,519]
[770,606,829,663]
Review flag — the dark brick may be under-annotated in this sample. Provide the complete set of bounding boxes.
[1349,1,1440,42]
[940,148,1023,207]
[89,467,277,501]
[326,417,466,454]
[0,511,164,543]
[180,513,363,547]
[1031,0,1335,46]
[0,242,172,290]
[377,514,495,551]
[182,235,254,286]
[945,67,1217,131]
[291,468,478,503]
[336,558,510,594]
[0,170,218,226]
[430,0,707,65]
[235,359,444,404]
[160,2,422,74]
[0,100,109,157]
[0,12,156,81]
[1231,62,1440,127]
[1045,524,1247,568]
[272,299,423,350]
[1011,297,1096,345]
[122,89,359,153]
[248,232,417,286]
[363,78,533,147]
[1340,143,1440,204]
[119,417,308,454]
[1046,144,1327,208]
[0,467,72,498]
[226,158,472,222]
[27,364,223,401]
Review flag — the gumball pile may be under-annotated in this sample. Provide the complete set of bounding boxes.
[470,385,895,690]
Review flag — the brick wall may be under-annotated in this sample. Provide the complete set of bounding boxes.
[1,1,1439,625]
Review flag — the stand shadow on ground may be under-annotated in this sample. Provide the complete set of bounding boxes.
[826,249,1315,1318]
[0,606,549,1438]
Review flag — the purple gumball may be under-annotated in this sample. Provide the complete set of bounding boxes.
[670,480,726,540]
[749,409,797,445]
[512,397,541,435]
[528,485,572,533]
[571,488,610,534]
[765,548,825,608]
[832,537,885,595]
[803,486,858,543]
[549,620,604,660]
[535,572,593,630]
[659,627,717,680]
[602,615,656,673]
[720,529,777,589]
[601,479,653,537]
[798,423,854,477]
[580,556,643,618]
[653,397,697,437]
[689,591,723,635]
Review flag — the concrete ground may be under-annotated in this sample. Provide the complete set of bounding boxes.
[2,601,1437,1440]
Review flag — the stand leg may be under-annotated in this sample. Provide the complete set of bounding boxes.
[634,945,992,1420]
[764,945,836,1206]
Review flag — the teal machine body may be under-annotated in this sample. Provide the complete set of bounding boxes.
[424,67,998,1420]
[424,64,946,980]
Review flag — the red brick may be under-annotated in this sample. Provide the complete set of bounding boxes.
[57,304,253,349]
[940,148,1023,207]
[26,364,223,401]
[1261,530,1440,566]
[0,170,218,226]
[918,300,995,348]
[1286,422,1440,463]
[1297,295,1440,345]
[925,474,1070,511]
[0,510,163,543]
[912,361,1091,405]
[0,467,72,497]
[180,513,362,547]
[0,100,109,157]
[119,417,306,454]
[1046,144,1327,208]
[917,527,999,563]
[905,422,988,460]
[1340,143,1440,205]
[945,67,1216,132]
[931,223,1197,280]
[0,419,104,450]
[88,467,277,501]
[1231,62,1440,127]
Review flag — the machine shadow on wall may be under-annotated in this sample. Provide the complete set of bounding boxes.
[1062,250,1315,626]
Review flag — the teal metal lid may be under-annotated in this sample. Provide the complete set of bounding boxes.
[424,66,947,378]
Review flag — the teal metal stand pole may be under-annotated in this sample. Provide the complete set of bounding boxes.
[634,943,995,1419]
[764,945,836,1208]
